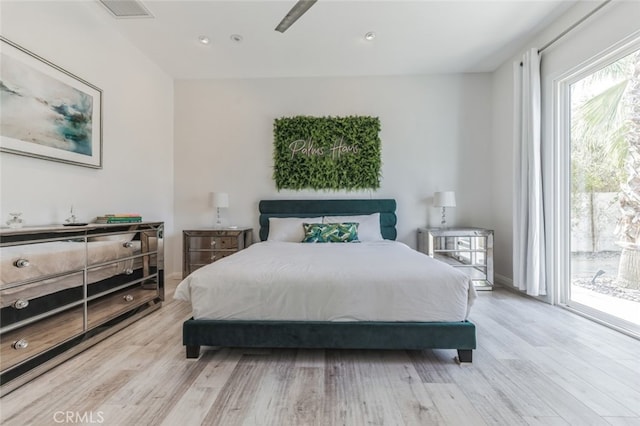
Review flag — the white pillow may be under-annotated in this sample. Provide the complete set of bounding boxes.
[323,213,384,241]
[267,217,323,242]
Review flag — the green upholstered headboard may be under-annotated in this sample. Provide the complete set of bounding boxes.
[259,199,397,241]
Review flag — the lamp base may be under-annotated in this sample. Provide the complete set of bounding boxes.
[440,207,448,228]
[214,207,223,228]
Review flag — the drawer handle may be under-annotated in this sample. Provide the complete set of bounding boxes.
[123,294,134,302]
[12,299,29,310]
[14,258,30,268]
[12,339,28,350]
[210,240,216,247]
[125,268,134,275]
[123,242,133,248]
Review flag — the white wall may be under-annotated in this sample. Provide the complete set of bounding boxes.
[491,1,640,296]
[0,2,176,274]
[174,74,493,276]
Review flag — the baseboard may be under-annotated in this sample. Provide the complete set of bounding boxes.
[168,272,182,280]
[494,273,513,288]
[493,273,550,304]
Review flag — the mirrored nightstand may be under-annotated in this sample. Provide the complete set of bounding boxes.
[417,227,494,290]
[182,228,252,278]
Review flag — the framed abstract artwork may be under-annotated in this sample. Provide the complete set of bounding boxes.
[0,37,102,168]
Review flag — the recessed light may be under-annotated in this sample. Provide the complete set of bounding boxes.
[198,35,210,45]
[230,34,244,43]
[364,32,376,41]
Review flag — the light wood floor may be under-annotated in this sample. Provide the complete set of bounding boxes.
[1,280,639,426]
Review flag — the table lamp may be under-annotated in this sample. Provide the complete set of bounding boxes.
[433,191,456,228]
[212,192,229,227]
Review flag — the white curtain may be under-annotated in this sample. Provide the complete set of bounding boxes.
[513,48,547,296]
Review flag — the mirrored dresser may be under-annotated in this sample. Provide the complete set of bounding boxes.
[0,222,164,395]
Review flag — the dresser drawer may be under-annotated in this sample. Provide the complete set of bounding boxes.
[188,250,234,265]
[0,272,84,327]
[86,235,141,267]
[0,241,86,288]
[187,236,239,250]
[87,285,159,329]
[185,252,234,276]
[0,305,84,372]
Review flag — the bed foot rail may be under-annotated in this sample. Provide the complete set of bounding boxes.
[186,345,201,359]
[457,349,472,363]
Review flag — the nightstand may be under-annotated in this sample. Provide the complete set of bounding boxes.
[182,228,253,277]
[417,227,494,290]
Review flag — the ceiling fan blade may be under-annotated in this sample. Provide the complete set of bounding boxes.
[275,0,318,33]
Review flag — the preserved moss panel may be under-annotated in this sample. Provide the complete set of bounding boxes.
[273,115,381,190]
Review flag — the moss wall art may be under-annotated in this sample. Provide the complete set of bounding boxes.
[273,115,381,191]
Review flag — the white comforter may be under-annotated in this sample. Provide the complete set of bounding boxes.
[174,241,476,322]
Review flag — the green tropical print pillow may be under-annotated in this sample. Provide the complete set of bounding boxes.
[302,222,359,243]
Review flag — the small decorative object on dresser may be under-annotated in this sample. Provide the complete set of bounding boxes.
[418,227,494,290]
[63,205,88,226]
[0,222,164,395]
[95,214,142,224]
[5,213,23,229]
[183,228,252,278]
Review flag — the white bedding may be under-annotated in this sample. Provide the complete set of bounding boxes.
[174,241,476,322]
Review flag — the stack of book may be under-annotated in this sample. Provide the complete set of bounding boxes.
[95,214,142,224]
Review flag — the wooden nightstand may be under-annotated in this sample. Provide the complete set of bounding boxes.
[417,227,494,290]
[182,228,252,277]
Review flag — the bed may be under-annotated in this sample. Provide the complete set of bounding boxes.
[175,199,477,362]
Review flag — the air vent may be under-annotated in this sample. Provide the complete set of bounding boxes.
[99,0,153,18]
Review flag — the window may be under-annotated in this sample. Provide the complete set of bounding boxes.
[557,38,640,337]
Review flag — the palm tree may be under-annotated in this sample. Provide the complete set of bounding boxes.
[617,54,640,245]
[571,49,640,288]
[615,52,640,288]
[570,54,631,251]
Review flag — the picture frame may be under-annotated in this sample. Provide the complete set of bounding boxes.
[0,36,103,168]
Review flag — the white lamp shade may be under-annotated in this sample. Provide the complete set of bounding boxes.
[213,192,229,208]
[433,191,456,208]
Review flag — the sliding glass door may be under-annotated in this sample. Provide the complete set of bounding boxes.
[562,42,640,336]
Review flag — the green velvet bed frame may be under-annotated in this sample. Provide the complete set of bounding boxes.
[183,199,476,362]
